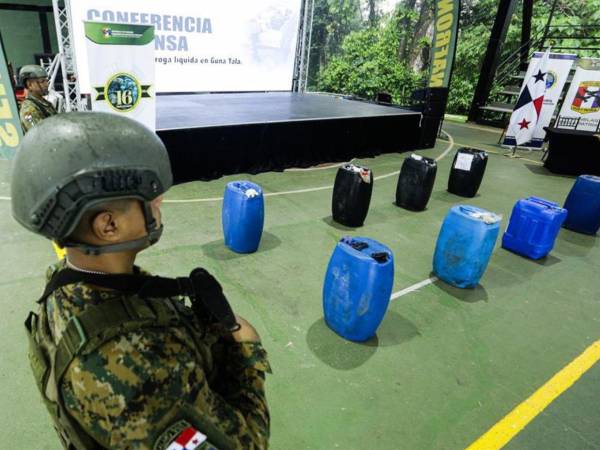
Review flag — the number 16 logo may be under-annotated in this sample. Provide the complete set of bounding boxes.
[104,72,141,113]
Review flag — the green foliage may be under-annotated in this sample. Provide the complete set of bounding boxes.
[448,0,600,114]
[311,0,600,114]
[317,10,423,103]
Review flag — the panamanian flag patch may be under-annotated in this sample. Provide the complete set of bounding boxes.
[166,425,207,450]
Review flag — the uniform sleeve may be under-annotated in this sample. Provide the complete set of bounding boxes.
[61,329,270,450]
[209,341,271,442]
[19,102,43,132]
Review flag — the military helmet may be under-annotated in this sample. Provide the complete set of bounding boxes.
[11,112,173,254]
[18,64,48,86]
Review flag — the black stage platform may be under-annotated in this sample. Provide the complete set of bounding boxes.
[156,92,422,183]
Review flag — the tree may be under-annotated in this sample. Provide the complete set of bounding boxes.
[308,0,363,89]
[310,0,600,114]
[318,14,423,103]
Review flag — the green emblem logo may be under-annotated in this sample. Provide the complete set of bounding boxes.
[93,72,151,112]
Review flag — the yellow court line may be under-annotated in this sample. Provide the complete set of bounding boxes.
[52,241,66,260]
[466,339,600,450]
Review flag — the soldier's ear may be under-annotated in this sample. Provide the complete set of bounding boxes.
[90,211,120,242]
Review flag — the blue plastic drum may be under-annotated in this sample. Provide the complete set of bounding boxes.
[433,205,501,288]
[502,197,567,259]
[222,181,264,253]
[562,175,600,235]
[323,237,394,342]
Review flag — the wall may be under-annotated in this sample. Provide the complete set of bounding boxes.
[0,1,58,72]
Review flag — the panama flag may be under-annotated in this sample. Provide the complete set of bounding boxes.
[507,49,551,146]
[166,426,207,450]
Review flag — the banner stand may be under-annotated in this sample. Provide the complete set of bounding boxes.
[554,58,600,133]
[85,21,156,130]
[0,32,24,159]
[502,52,577,150]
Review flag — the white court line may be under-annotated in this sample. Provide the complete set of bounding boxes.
[164,130,456,204]
[285,162,345,172]
[0,130,456,204]
[390,276,438,301]
[435,129,455,162]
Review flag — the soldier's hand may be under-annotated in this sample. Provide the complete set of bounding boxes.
[231,315,261,343]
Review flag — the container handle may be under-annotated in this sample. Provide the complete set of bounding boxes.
[370,252,389,263]
[348,240,369,251]
[528,197,558,209]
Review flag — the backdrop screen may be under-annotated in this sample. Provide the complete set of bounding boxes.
[69,0,302,93]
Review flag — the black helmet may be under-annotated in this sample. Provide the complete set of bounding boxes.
[19,64,48,86]
[11,112,173,255]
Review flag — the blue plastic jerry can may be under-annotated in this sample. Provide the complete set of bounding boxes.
[323,237,394,342]
[562,175,600,235]
[222,181,265,253]
[433,205,501,288]
[502,197,567,259]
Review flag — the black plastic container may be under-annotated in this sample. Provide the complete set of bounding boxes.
[447,147,488,198]
[395,154,437,211]
[332,164,373,227]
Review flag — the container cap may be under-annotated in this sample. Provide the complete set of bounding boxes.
[458,147,487,158]
[580,174,600,182]
[343,163,372,183]
[459,205,501,224]
[409,153,436,166]
[228,180,263,197]
[340,236,392,263]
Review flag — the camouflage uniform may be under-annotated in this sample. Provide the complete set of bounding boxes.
[43,260,271,450]
[19,94,57,133]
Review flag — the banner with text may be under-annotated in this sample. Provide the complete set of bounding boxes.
[503,52,576,149]
[556,58,600,133]
[70,0,302,94]
[85,22,155,130]
[428,0,461,88]
[0,33,23,159]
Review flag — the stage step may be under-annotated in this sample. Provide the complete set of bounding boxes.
[479,102,514,114]
[499,86,520,97]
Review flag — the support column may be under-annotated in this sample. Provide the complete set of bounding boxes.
[520,0,533,70]
[467,0,518,122]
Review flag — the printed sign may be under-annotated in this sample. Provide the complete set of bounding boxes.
[428,0,460,88]
[70,0,302,94]
[557,59,600,132]
[503,52,576,149]
[85,22,155,130]
[0,33,23,159]
[455,153,473,171]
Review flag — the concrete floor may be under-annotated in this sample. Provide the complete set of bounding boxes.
[0,121,598,449]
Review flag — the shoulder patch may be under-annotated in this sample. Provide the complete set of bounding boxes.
[155,420,207,450]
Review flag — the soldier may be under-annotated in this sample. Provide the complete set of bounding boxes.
[11,112,270,449]
[18,64,57,133]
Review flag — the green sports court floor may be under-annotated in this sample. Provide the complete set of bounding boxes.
[1,120,598,449]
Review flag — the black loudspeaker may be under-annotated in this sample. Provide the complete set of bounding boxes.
[411,87,449,104]
[418,116,442,148]
[413,87,448,148]
[376,92,393,103]
[423,101,447,116]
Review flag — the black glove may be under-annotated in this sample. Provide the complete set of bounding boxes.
[188,268,240,332]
